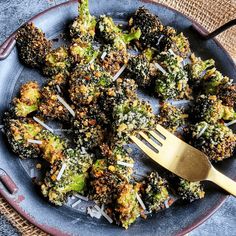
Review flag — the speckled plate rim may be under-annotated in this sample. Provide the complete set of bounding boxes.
[0,0,235,235]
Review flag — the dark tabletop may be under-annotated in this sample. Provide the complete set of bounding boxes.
[0,0,235,235]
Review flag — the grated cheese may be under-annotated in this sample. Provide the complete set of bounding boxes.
[56,163,67,181]
[112,64,127,81]
[57,95,75,117]
[33,117,54,133]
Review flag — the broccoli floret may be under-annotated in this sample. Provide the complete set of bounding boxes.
[189,121,236,162]
[115,183,141,229]
[154,51,190,100]
[100,144,134,181]
[170,33,191,58]
[99,77,137,117]
[39,85,71,121]
[157,103,188,132]
[69,39,99,65]
[141,171,169,213]
[177,178,205,202]
[72,106,105,149]
[36,130,67,164]
[202,70,231,95]
[41,148,93,206]
[70,0,96,42]
[129,7,175,51]
[126,54,151,88]
[43,47,71,76]
[218,83,236,107]
[69,63,113,105]
[16,22,52,68]
[3,116,42,159]
[96,15,141,50]
[112,99,156,144]
[187,54,215,81]
[98,44,129,76]
[13,81,41,117]
[191,95,236,123]
[89,159,126,205]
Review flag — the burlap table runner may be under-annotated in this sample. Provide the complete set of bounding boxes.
[0,0,235,235]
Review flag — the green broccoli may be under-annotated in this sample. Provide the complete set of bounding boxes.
[115,183,141,229]
[157,103,188,132]
[112,98,156,144]
[36,130,67,164]
[3,115,42,159]
[126,53,151,88]
[13,81,41,117]
[70,0,96,42]
[177,178,205,202]
[189,121,236,162]
[141,171,169,213]
[69,39,99,65]
[72,106,105,149]
[69,63,113,105]
[41,148,93,206]
[39,85,71,121]
[96,15,141,50]
[89,159,126,205]
[218,83,236,107]
[43,47,71,76]
[154,51,190,100]
[16,22,52,68]
[191,95,236,124]
[100,144,134,181]
[128,7,176,51]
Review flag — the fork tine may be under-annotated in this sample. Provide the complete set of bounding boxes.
[130,135,158,160]
[139,131,160,151]
[148,131,164,145]
[155,124,171,138]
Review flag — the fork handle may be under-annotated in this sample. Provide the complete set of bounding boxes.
[207,167,236,197]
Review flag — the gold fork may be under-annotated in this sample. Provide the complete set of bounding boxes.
[130,124,236,196]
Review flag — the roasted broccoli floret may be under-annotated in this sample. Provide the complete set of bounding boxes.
[69,39,99,65]
[115,183,141,229]
[16,22,51,67]
[154,51,190,100]
[191,95,236,123]
[99,44,129,76]
[89,159,126,205]
[218,83,236,107]
[202,70,231,95]
[129,7,175,51]
[96,15,141,49]
[141,171,169,213]
[69,63,113,105]
[36,130,67,164]
[177,178,205,202]
[157,103,188,132]
[100,144,134,181]
[72,106,105,149]
[187,54,215,81]
[99,77,137,117]
[3,116,42,159]
[170,33,191,58]
[43,47,71,76]
[112,99,156,144]
[189,121,236,162]
[41,148,93,205]
[39,85,71,121]
[126,53,151,88]
[95,15,140,75]
[70,0,96,42]
[13,81,41,117]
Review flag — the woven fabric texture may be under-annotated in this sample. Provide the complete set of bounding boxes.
[0,0,235,235]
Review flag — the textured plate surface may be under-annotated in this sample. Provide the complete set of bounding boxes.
[0,0,236,235]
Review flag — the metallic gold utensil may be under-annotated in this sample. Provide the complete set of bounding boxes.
[130,124,236,196]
